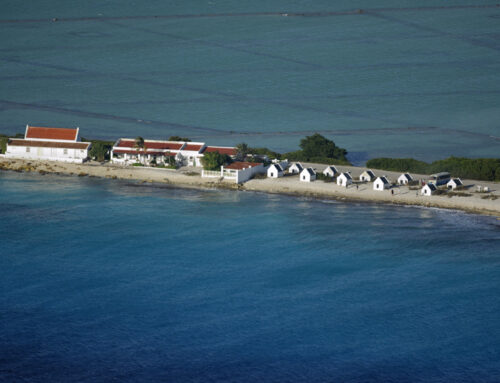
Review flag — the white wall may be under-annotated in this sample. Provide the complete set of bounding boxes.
[6,145,88,163]
[223,164,265,183]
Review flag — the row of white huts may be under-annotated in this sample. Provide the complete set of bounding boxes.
[267,162,463,196]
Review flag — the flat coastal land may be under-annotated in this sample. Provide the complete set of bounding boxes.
[1,157,499,217]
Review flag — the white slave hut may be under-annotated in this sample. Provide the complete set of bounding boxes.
[300,168,316,182]
[359,169,376,182]
[447,178,463,190]
[267,163,284,178]
[398,173,413,185]
[373,176,390,191]
[323,165,338,178]
[289,162,304,174]
[421,183,437,196]
[337,172,353,187]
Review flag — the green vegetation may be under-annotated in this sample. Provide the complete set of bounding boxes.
[481,195,498,200]
[365,158,428,173]
[0,135,8,154]
[446,191,472,198]
[366,157,500,182]
[134,136,145,152]
[316,173,334,182]
[282,134,350,165]
[201,151,232,171]
[248,147,282,160]
[157,164,176,169]
[85,139,113,162]
[235,143,250,161]
[132,163,144,167]
[0,133,24,154]
[169,136,191,142]
[251,173,267,180]
[235,134,349,166]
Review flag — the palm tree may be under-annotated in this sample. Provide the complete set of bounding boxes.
[236,142,249,161]
[134,136,145,163]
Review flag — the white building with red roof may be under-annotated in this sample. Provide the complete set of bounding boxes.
[5,125,91,163]
[222,161,264,183]
[111,138,237,167]
[177,142,206,167]
[111,138,186,166]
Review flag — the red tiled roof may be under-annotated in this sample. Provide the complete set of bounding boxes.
[202,146,237,156]
[146,142,183,150]
[26,126,78,141]
[182,144,203,152]
[116,139,183,150]
[225,161,262,170]
[8,139,89,149]
[113,149,176,156]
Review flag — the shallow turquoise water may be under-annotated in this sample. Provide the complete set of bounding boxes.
[1,171,500,382]
[1,1,499,163]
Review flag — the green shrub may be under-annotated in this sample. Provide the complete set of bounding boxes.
[252,173,267,180]
[168,136,191,142]
[366,158,428,173]
[366,156,500,182]
[249,147,281,160]
[316,173,333,182]
[282,133,351,165]
[201,151,231,171]
[0,137,8,154]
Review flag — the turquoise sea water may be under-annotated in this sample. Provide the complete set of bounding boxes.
[2,2,500,381]
[1,171,500,382]
[1,1,500,163]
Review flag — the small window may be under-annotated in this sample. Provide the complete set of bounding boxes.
[64,149,68,155]
[26,147,30,153]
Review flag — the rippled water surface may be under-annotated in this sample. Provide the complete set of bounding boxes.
[1,1,500,162]
[1,172,500,382]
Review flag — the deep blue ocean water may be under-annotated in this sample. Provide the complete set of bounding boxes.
[1,1,500,163]
[1,171,500,382]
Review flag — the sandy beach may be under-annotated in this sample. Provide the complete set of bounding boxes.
[1,157,499,217]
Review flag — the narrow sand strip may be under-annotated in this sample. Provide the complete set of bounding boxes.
[1,158,499,217]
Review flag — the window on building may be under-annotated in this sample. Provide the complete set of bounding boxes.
[64,149,68,155]
[26,147,30,153]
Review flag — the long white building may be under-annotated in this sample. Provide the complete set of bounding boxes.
[5,125,91,163]
[110,138,237,167]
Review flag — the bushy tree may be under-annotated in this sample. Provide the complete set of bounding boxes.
[89,141,111,162]
[169,136,191,142]
[0,136,7,154]
[299,133,347,161]
[201,151,230,171]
